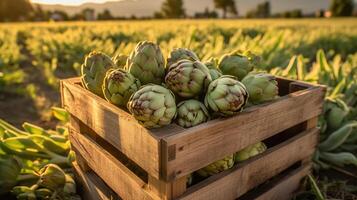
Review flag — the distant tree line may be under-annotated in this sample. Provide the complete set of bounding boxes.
[0,0,355,22]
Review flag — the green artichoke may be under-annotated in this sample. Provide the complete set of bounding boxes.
[39,164,66,191]
[167,48,199,68]
[234,142,267,163]
[112,54,128,69]
[127,41,165,85]
[196,155,234,177]
[204,75,248,116]
[204,58,223,81]
[103,69,141,108]
[218,51,259,80]
[241,72,279,105]
[176,100,210,128]
[165,59,212,98]
[324,97,350,130]
[81,51,114,97]
[127,84,177,128]
[0,155,22,195]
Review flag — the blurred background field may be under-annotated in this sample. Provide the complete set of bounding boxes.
[1,19,356,126]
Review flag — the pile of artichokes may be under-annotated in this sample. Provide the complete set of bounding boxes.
[81,41,279,129]
[80,41,279,183]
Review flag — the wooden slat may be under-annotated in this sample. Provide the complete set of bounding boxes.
[69,128,160,200]
[162,86,325,180]
[73,162,121,200]
[177,128,319,200]
[253,166,310,200]
[148,175,187,200]
[61,78,170,179]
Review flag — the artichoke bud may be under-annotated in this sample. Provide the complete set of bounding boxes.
[103,69,141,108]
[204,75,249,116]
[165,59,212,98]
[127,84,177,128]
[204,58,223,81]
[63,174,77,194]
[167,48,199,69]
[234,142,267,163]
[197,155,234,177]
[81,51,114,97]
[176,100,210,128]
[35,188,53,199]
[218,51,259,80]
[324,97,350,130]
[0,155,22,195]
[127,41,165,85]
[11,186,33,196]
[39,164,66,191]
[241,72,279,105]
[112,54,128,69]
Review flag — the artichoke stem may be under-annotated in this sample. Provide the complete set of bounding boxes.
[17,173,39,183]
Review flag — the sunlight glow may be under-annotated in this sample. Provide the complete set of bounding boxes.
[30,0,121,6]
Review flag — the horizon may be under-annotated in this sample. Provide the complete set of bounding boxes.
[31,0,122,6]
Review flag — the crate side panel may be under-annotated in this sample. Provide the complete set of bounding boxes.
[69,129,160,200]
[62,78,161,178]
[163,87,324,180]
[177,128,318,200]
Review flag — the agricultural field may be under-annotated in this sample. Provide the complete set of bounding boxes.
[0,18,357,199]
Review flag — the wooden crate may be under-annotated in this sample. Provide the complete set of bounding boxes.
[61,77,326,200]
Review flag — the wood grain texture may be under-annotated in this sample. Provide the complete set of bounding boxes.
[69,128,160,200]
[73,162,121,200]
[62,78,167,179]
[239,164,311,200]
[177,128,319,200]
[162,86,325,180]
[148,175,187,200]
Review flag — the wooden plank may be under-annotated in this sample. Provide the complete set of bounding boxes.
[253,165,310,200]
[69,128,160,200]
[177,128,319,200]
[148,175,187,200]
[73,162,121,200]
[61,78,175,179]
[162,86,325,180]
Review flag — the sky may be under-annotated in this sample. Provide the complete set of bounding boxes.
[30,0,121,6]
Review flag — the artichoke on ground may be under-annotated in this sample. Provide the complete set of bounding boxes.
[167,48,199,69]
[176,100,210,128]
[196,155,234,177]
[81,51,114,97]
[218,51,259,80]
[39,164,66,191]
[204,58,223,81]
[165,59,212,98]
[241,72,279,105]
[112,54,128,69]
[323,97,350,131]
[204,75,248,116]
[103,69,141,108]
[0,155,22,195]
[234,142,267,163]
[127,41,165,85]
[127,84,177,128]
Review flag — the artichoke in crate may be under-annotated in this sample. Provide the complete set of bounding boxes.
[197,155,234,177]
[204,58,223,81]
[165,59,212,98]
[241,72,279,105]
[39,164,66,191]
[103,69,141,108]
[323,97,350,130]
[127,41,165,85]
[167,48,199,68]
[234,142,267,163]
[204,75,248,116]
[112,54,128,69]
[176,100,210,128]
[81,51,114,97]
[127,84,177,128]
[218,51,259,80]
